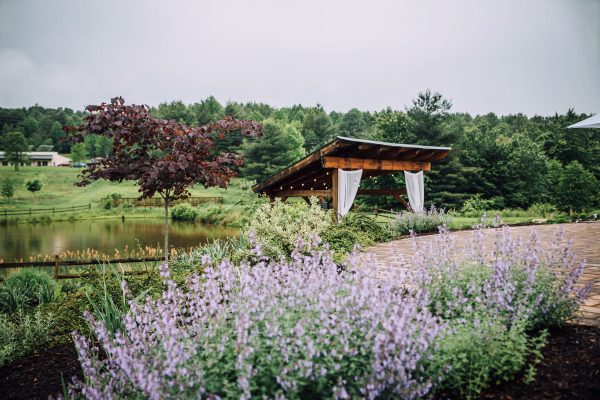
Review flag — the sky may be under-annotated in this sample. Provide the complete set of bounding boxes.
[0,0,599,116]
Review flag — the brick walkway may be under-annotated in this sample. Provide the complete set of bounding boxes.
[366,222,600,327]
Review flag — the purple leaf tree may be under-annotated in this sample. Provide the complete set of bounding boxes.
[65,97,262,262]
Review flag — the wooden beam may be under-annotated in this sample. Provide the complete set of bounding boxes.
[252,140,352,193]
[356,189,407,196]
[393,193,410,209]
[322,157,430,171]
[272,189,332,197]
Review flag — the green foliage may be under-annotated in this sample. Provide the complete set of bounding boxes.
[0,270,56,313]
[243,198,332,258]
[242,119,305,182]
[321,212,393,260]
[0,310,55,367]
[301,106,334,152]
[24,175,44,196]
[460,194,505,214]
[101,192,122,210]
[85,266,151,337]
[171,203,199,221]
[556,161,599,212]
[70,142,89,163]
[428,319,547,399]
[2,97,599,212]
[2,131,29,171]
[1,176,14,201]
[390,208,453,236]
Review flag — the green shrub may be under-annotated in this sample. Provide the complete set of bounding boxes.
[243,198,332,258]
[320,212,392,261]
[427,318,547,399]
[528,203,557,218]
[547,212,571,224]
[85,266,151,337]
[171,203,199,221]
[390,208,453,236]
[461,195,505,215]
[0,270,56,313]
[196,203,226,224]
[0,310,55,367]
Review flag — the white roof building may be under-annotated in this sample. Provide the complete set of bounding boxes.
[0,151,71,166]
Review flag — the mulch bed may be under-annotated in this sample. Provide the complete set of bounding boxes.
[482,324,600,400]
[0,325,598,399]
[0,344,82,400]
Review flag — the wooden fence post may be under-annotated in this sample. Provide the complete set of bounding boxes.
[53,255,59,280]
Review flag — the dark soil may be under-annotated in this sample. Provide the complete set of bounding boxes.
[482,324,600,400]
[0,325,598,399]
[0,344,82,400]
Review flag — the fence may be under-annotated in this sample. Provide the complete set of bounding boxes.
[115,196,223,207]
[1,204,91,218]
[0,255,163,280]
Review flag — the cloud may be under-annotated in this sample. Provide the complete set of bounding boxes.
[0,48,97,108]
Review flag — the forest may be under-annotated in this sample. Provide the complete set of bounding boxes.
[1,90,598,212]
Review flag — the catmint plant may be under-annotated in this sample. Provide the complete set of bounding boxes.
[67,237,443,399]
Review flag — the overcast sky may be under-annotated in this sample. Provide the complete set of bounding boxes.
[1,0,599,115]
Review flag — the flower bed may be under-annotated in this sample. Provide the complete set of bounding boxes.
[63,225,589,399]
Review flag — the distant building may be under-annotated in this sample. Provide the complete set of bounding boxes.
[0,151,71,167]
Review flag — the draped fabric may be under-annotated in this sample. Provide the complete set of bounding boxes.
[404,171,424,213]
[337,169,362,221]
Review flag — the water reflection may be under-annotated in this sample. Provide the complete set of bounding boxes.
[1,219,238,262]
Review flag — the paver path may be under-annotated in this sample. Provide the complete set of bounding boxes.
[366,222,600,327]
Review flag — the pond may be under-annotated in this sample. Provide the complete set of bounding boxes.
[1,218,239,263]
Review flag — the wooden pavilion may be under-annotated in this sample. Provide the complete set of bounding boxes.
[252,136,451,214]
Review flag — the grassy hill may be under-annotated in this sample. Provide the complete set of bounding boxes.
[0,167,258,221]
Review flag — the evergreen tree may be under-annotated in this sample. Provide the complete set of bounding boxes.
[0,177,14,202]
[70,142,89,163]
[192,96,224,126]
[3,131,29,171]
[242,119,305,182]
[339,108,372,138]
[557,161,599,213]
[301,106,334,152]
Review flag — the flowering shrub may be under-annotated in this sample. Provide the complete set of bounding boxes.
[66,226,588,399]
[68,241,444,399]
[243,198,332,258]
[390,206,453,236]
[410,226,589,398]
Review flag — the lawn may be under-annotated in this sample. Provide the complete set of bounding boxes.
[0,167,257,220]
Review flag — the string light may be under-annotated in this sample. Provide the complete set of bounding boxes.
[301,183,304,187]
[290,186,293,189]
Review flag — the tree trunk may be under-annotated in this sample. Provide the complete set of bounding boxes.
[164,196,169,263]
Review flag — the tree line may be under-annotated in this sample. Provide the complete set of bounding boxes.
[1,91,598,212]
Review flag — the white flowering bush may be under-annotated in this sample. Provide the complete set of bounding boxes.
[390,206,453,236]
[243,197,332,258]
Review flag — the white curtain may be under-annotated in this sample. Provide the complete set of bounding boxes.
[404,171,424,213]
[337,169,362,221]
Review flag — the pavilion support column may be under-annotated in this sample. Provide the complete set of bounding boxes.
[393,193,410,209]
[331,168,339,221]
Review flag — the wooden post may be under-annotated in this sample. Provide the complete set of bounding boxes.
[331,168,338,221]
[53,255,59,280]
